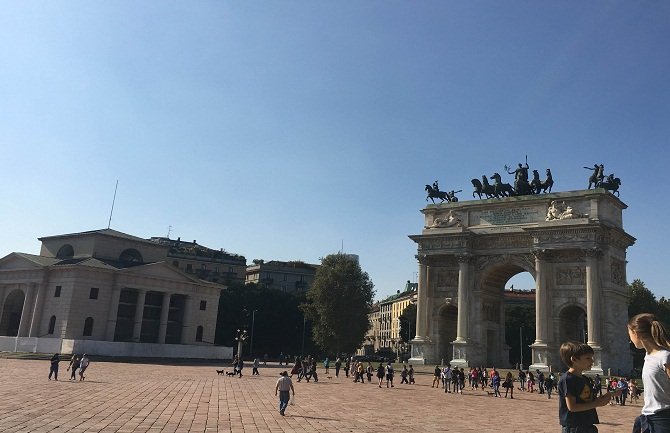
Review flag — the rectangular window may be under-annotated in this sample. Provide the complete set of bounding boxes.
[228,267,234,273]
[215,266,220,273]
[200,300,206,311]
[201,263,206,270]
[54,286,61,297]
[186,264,193,273]
[283,273,288,281]
[89,287,99,299]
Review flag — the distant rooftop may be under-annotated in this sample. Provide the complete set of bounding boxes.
[149,237,246,263]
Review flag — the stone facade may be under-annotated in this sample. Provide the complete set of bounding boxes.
[245,260,318,294]
[408,189,635,374]
[0,229,231,358]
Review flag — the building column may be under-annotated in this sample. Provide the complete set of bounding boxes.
[28,283,47,337]
[455,255,471,342]
[531,249,551,370]
[181,295,193,344]
[158,292,172,344]
[450,254,471,367]
[585,248,604,373]
[132,289,147,342]
[105,287,122,341]
[17,285,36,337]
[414,257,428,340]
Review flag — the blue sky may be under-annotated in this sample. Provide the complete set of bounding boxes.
[1,2,668,300]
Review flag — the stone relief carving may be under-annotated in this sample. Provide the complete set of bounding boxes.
[611,258,625,286]
[476,253,534,272]
[426,211,463,229]
[420,237,470,251]
[436,269,459,288]
[535,229,603,244]
[482,302,500,322]
[546,200,589,221]
[549,250,586,263]
[556,266,586,286]
[474,235,533,250]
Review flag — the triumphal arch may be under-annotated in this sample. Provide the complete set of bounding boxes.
[409,189,635,374]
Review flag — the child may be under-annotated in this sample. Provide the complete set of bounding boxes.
[629,313,670,433]
[558,341,617,432]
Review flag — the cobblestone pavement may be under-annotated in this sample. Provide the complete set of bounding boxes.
[0,359,639,433]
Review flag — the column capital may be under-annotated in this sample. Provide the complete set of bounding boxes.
[532,249,551,261]
[583,248,603,259]
[456,254,474,264]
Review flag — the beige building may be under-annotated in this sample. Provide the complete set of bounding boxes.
[245,260,318,294]
[0,229,232,359]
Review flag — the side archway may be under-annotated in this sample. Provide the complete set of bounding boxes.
[437,304,457,363]
[0,290,25,336]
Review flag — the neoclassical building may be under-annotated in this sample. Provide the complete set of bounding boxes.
[0,229,231,359]
[409,189,635,374]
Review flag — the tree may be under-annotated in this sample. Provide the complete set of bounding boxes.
[628,279,659,318]
[505,304,535,366]
[301,253,375,355]
[399,303,417,343]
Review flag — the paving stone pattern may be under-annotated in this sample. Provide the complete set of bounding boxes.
[0,359,639,432]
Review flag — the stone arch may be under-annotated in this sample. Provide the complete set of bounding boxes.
[558,304,587,344]
[119,248,143,265]
[437,303,458,363]
[195,325,204,342]
[0,289,25,336]
[476,262,536,367]
[56,244,74,259]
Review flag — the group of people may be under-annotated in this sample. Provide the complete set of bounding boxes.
[48,353,90,381]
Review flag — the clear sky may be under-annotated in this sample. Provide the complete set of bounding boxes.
[1,2,669,301]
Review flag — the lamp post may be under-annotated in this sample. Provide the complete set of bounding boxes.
[519,326,523,370]
[301,315,306,357]
[235,329,248,359]
[249,310,257,357]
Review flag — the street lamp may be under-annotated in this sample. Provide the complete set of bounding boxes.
[249,310,257,357]
[235,329,248,359]
[301,315,306,357]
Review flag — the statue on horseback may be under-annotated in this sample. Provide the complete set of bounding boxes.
[584,164,605,189]
[599,174,621,197]
[426,181,461,204]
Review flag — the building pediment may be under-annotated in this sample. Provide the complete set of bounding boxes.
[117,262,219,286]
[0,253,59,270]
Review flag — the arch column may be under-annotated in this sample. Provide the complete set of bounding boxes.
[451,254,472,367]
[132,289,147,342]
[158,292,172,344]
[585,248,604,374]
[531,250,550,371]
[409,255,432,364]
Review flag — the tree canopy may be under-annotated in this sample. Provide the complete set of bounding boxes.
[301,253,375,355]
[399,303,416,343]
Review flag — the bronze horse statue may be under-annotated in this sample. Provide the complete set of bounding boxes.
[425,185,449,203]
[472,176,497,199]
[530,168,554,194]
[541,168,554,193]
[599,176,621,197]
[491,173,515,197]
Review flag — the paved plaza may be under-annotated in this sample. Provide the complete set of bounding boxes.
[0,358,639,433]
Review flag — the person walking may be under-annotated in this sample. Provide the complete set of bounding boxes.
[344,358,350,378]
[593,373,602,397]
[400,365,409,384]
[48,353,60,381]
[274,371,295,416]
[78,354,90,381]
[518,369,526,391]
[385,361,394,388]
[67,354,79,381]
[432,365,441,388]
[253,358,260,375]
[335,357,342,377]
[444,365,452,393]
[545,372,555,399]
[504,371,514,398]
[366,362,373,383]
[376,362,385,388]
[491,369,501,397]
[629,313,670,433]
[409,365,415,384]
[323,357,330,374]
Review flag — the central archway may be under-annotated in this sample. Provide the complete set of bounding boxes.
[437,304,457,363]
[478,262,535,367]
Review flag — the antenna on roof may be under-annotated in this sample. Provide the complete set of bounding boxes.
[167,225,172,238]
[107,180,118,229]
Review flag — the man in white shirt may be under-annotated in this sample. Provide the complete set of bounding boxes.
[275,371,295,416]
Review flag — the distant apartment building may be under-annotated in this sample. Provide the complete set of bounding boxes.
[358,281,417,356]
[149,237,246,285]
[245,260,319,294]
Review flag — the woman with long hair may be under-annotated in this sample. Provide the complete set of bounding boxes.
[629,313,670,433]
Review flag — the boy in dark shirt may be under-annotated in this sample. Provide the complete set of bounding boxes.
[558,341,619,432]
